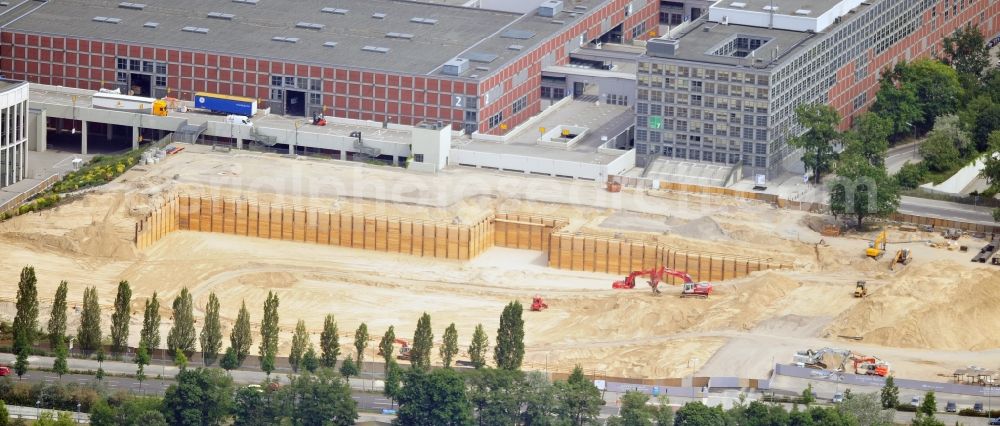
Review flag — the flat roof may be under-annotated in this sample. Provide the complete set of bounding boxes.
[0,79,26,92]
[711,0,835,15]
[644,20,814,68]
[2,0,611,80]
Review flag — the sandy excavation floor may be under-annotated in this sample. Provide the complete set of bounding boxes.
[1,144,998,381]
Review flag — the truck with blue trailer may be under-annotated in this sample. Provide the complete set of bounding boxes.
[194,92,257,117]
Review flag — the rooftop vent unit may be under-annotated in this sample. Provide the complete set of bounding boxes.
[361,45,390,53]
[386,32,414,40]
[538,0,562,17]
[118,2,145,10]
[442,58,469,76]
[508,44,524,51]
[272,36,299,43]
[207,12,235,20]
[0,2,9,6]
[465,52,498,63]
[729,2,746,8]
[296,22,325,30]
[181,26,210,34]
[92,16,122,24]
[794,9,812,15]
[321,7,349,14]
[231,0,258,4]
[323,41,338,47]
[500,29,535,39]
[762,5,778,11]
[371,12,386,19]
[549,19,565,24]
[573,5,587,10]
[410,17,438,24]
[474,66,489,71]
[143,21,159,28]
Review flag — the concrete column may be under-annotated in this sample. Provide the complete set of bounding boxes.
[34,108,47,152]
[392,156,399,166]
[236,138,243,150]
[132,125,140,149]
[106,123,113,140]
[81,120,88,155]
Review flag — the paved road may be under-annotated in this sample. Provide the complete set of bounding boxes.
[899,195,996,226]
[886,141,922,175]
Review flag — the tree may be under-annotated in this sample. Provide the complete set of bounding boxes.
[140,292,161,350]
[175,349,188,371]
[467,368,525,425]
[379,326,396,366]
[96,348,105,381]
[199,292,223,366]
[982,131,1000,221]
[494,301,525,370]
[394,367,473,426]
[0,400,7,426]
[53,342,68,379]
[973,103,1000,151]
[110,280,132,358]
[440,323,459,368]
[836,392,893,426]
[14,347,28,380]
[259,291,279,362]
[872,69,923,137]
[932,114,974,157]
[285,369,358,426]
[410,313,434,370]
[302,344,319,373]
[654,396,674,426]
[554,366,603,425]
[354,322,369,366]
[289,319,309,372]
[919,391,937,417]
[895,162,928,189]
[801,384,816,405]
[908,59,963,125]
[829,152,900,227]
[47,280,68,349]
[384,360,402,406]
[522,371,557,425]
[339,355,358,380]
[673,402,726,426]
[220,347,238,374]
[167,288,196,355]
[911,413,946,426]
[942,24,990,77]
[230,301,252,367]
[233,384,277,426]
[469,324,489,369]
[843,113,892,167]
[789,104,841,184]
[135,342,150,390]
[162,367,234,426]
[320,314,340,368]
[77,286,102,352]
[611,391,654,426]
[920,129,963,172]
[881,376,899,408]
[261,352,275,377]
[12,266,39,354]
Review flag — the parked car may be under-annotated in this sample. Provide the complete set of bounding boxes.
[910,396,920,406]
[0,366,10,376]
[988,417,1000,426]
[832,393,844,403]
[975,402,985,413]
[945,401,956,413]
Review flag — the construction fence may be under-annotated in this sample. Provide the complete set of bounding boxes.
[137,194,496,260]
[547,232,785,282]
[493,212,568,251]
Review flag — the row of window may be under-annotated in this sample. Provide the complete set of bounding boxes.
[637,90,769,111]
[637,63,769,86]
[637,76,770,98]
[635,143,767,167]
[636,103,768,126]
[116,57,167,75]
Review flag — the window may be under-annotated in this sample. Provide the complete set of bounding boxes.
[284,76,295,87]
[310,79,322,91]
[464,111,477,122]
[755,143,767,155]
[636,103,649,114]
[755,129,767,141]
[155,76,166,87]
[754,156,766,168]
[756,116,767,127]
[309,93,322,105]
[129,59,140,71]
[650,104,662,116]
[512,96,528,114]
[142,61,153,73]
[607,94,628,105]
[271,76,283,86]
[488,112,503,128]
[155,62,167,74]
[541,87,552,99]
[636,129,648,141]
[270,88,283,100]
[117,58,127,70]
[116,72,128,84]
[413,154,424,163]
[743,141,753,153]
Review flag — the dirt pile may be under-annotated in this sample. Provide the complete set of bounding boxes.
[826,262,1000,350]
[695,272,803,331]
[672,216,730,241]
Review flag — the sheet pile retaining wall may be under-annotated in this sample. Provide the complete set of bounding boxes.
[134,194,179,250]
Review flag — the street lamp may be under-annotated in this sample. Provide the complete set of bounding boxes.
[77,402,81,424]
[36,400,40,419]
[905,122,917,159]
[293,120,304,155]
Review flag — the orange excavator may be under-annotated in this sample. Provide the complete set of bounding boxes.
[530,295,548,311]
[377,338,412,361]
[612,266,712,297]
[852,356,890,377]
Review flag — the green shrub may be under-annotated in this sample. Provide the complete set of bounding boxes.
[896,403,917,412]
[895,162,928,189]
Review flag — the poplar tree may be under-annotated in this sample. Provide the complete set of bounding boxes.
[379,326,396,366]
[354,323,369,365]
[259,292,279,361]
[12,266,39,354]
[440,323,459,368]
[289,319,308,372]
[230,300,252,366]
[139,292,161,350]
[77,286,102,351]
[410,313,433,370]
[199,292,223,366]
[320,314,340,368]
[494,301,525,370]
[47,281,69,349]
[110,281,132,357]
[167,288,195,354]
[469,324,489,369]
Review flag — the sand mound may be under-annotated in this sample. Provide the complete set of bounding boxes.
[237,271,299,288]
[696,272,803,331]
[672,216,729,241]
[827,263,1000,350]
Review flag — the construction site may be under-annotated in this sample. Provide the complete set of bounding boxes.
[1,144,999,383]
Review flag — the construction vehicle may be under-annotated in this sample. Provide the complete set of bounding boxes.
[890,249,912,270]
[530,295,548,311]
[853,281,867,298]
[377,338,412,361]
[853,356,890,376]
[794,348,854,371]
[613,266,708,295]
[866,230,887,259]
[312,112,327,126]
[680,282,713,298]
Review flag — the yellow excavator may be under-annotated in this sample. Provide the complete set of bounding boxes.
[866,230,887,259]
[890,249,912,271]
[853,280,867,298]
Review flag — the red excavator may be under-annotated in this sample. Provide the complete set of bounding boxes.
[852,356,890,377]
[530,295,549,311]
[377,338,412,361]
[613,266,711,296]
